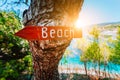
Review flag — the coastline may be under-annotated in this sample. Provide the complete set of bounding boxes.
[58,65,120,80]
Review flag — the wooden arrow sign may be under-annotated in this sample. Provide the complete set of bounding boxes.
[15,26,82,40]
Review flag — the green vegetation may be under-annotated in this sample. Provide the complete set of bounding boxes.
[89,27,103,76]
[110,26,120,64]
[77,27,103,76]
[0,11,32,80]
[77,26,120,78]
[77,38,89,75]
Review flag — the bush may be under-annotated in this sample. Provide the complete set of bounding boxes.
[0,11,32,80]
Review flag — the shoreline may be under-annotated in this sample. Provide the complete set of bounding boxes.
[58,66,120,79]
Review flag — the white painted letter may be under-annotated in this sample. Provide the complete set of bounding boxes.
[50,29,55,38]
[64,30,69,37]
[57,29,62,38]
[42,27,48,38]
[70,29,74,38]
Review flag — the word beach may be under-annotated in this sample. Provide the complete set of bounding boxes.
[15,26,82,40]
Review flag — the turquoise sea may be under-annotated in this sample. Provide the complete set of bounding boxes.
[59,39,120,74]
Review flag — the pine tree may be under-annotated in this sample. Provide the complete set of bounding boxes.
[88,26,103,77]
[110,27,120,64]
[22,0,84,80]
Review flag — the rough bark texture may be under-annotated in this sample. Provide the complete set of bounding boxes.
[23,0,84,80]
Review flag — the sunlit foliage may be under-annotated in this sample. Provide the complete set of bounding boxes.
[110,26,120,64]
[0,11,32,80]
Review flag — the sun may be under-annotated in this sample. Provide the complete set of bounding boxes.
[75,19,86,28]
[75,12,93,28]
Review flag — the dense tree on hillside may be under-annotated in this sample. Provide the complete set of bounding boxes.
[0,11,28,60]
[23,0,84,80]
[77,38,89,76]
[0,11,32,80]
[110,27,120,64]
[77,27,103,77]
[88,27,103,77]
[100,42,111,77]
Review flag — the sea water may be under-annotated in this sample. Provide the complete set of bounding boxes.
[59,39,120,74]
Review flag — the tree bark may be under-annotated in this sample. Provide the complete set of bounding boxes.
[98,61,100,78]
[104,61,107,78]
[84,61,87,76]
[23,0,84,80]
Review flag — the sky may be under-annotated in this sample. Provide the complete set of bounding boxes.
[77,0,120,26]
[0,0,29,18]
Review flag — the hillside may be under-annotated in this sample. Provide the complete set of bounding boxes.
[84,21,120,40]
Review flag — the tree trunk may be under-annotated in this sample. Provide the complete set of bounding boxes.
[23,0,84,80]
[98,61,100,78]
[84,61,87,76]
[98,59,100,77]
[104,61,107,78]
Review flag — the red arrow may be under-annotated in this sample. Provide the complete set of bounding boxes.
[15,26,41,40]
[15,26,82,40]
